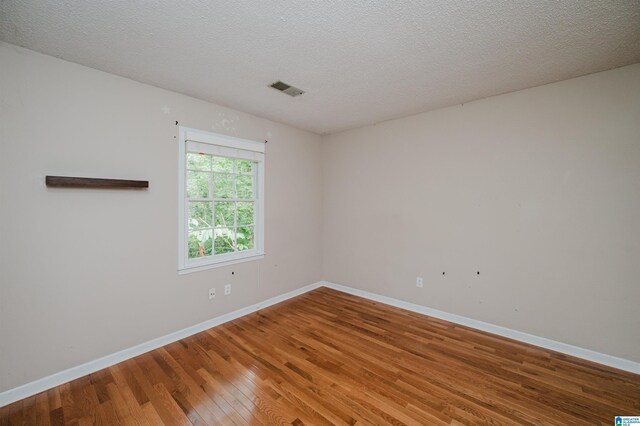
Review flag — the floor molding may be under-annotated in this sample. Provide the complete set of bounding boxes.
[321,280,640,375]
[0,281,323,408]
[3,279,638,407]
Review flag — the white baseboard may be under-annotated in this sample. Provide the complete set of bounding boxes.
[321,281,640,375]
[2,279,638,408]
[0,281,323,408]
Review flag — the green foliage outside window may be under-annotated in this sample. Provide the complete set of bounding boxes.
[186,153,256,259]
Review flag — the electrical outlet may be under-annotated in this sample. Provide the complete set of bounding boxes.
[208,288,216,300]
[416,277,423,288]
[224,284,231,295]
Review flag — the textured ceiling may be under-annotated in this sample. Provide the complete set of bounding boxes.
[1,1,639,134]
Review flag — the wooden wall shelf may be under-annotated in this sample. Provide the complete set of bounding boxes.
[45,176,149,189]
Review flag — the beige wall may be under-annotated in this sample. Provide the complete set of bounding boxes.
[322,64,640,362]
[2,41,639,394]
[0,43,323,392]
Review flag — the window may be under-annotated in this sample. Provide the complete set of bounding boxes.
[178,127,265,273]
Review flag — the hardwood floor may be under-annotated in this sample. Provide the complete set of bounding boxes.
[1,287,639,425]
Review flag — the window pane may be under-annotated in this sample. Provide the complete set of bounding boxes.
[186,171,210,198]
[213,174,234,198]
[236,175,253,199]
[237,160,253,174]
[213,156,234,173]
[236,226,254,251]
[188,229,212,258]
[187,153,211,170]
[237,202,254,225]
[214,228,236,254]
[214,201,235,227]
[188,202,212,229]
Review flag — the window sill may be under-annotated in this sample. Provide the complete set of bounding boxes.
[178,253,265,275]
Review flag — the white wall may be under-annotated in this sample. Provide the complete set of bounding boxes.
[322,64,640,362]
[0,43,323,392]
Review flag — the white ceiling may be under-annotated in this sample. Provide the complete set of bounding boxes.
[1,1,639,134]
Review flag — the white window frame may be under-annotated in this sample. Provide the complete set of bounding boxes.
[178,126,265,274]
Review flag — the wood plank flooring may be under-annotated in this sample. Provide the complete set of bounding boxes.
[1,287,639,425]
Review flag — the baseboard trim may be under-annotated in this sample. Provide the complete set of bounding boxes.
[321,281,640,375]
[3,279,638,407]
[0,281,323,408]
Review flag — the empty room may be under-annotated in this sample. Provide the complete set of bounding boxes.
[1,1,639,425]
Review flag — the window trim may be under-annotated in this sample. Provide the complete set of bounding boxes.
[178,126,265,274]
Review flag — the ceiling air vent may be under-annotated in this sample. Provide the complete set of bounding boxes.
[270,81,305,97]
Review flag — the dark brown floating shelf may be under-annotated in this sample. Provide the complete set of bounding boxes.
[45,176,149,189]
